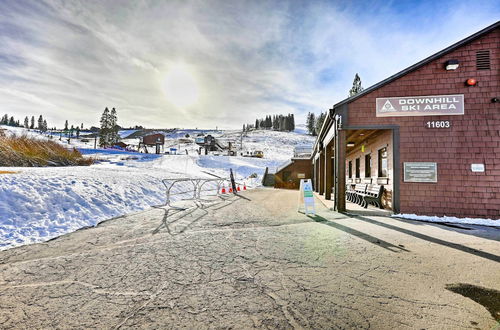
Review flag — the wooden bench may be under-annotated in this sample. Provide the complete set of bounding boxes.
[359,184,384,209]
[352,183,368,205]
[346,184,358,202]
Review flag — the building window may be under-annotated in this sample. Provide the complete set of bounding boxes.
[378,147,388,177]
[365,154,371,177]
[348,161,352,178]
[355,158,360,178]
[283,171,291,182]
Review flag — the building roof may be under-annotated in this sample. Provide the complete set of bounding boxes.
[331,20,499,110]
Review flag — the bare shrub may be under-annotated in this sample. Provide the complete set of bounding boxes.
[0,134,94,167]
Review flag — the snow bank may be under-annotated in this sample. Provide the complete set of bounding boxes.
[393,214,500,228]
[0,154,262,250]
[0,167,168,249]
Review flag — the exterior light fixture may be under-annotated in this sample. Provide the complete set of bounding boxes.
[445,59,459,70]
[465,78,478,86]
[347,142,355,147]
[491,97,499,103]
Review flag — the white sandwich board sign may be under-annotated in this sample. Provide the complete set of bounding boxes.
[298,179,315,215]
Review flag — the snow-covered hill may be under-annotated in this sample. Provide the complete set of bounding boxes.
[0,125,315,250]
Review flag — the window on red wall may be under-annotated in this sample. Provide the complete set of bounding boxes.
[355,158,360,178]
[365,154,371,177]
[378,147,388,177]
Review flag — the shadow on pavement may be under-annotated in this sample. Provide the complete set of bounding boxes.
[349,214,500,263]
[446,283,500,321]
[235,193,251,201]
[308,214,409,253]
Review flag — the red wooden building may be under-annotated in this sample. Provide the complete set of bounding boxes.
[313,21,499,219]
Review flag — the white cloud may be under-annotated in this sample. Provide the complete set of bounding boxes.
[0,0,498,128]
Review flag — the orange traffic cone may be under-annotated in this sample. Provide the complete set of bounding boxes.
[221,186,226,194]
[229,187,233,193]
[237,185,241,191]
[243,184,247,191]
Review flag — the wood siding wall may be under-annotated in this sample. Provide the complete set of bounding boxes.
[345,28,499,218]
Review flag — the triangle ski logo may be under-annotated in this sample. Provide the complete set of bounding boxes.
[381,99,396,112]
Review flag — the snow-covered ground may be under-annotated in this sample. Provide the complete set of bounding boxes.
[0,125,315,250]
[393,214,500,228]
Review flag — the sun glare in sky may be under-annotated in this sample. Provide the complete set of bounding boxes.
[161,63,200,108]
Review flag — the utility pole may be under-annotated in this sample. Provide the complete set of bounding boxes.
[240,131,243,151]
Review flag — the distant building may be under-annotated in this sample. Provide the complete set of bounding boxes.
[142,133,165,146]
[274,157,313,189]
[294,144,313,158]
[113,142,128,149]
[140,133,165,154]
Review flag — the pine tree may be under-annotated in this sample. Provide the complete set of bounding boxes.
[306,112,316,136]
[42,120,48,132]
[1,114,8,125]
[286,114,293,131]
[99,107,110,147]
[76,126,80,138]
[8,116,15,126]
[30,116,35,129]
[109,107,120,145]
[24,116,29,128]
[255,119,259,130]
[349,73,364,97]
[38,115,43,130]
[64,120,69,131]
[315,112,326,135]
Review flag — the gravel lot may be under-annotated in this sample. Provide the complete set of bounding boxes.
[0,188,499,329]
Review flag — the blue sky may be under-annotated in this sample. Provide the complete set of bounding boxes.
[0,0,498,129]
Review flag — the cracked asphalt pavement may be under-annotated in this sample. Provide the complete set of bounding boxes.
[1,188,499,329]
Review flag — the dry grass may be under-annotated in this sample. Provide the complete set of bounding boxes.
[0,170,20,174]
[0,134,94,167]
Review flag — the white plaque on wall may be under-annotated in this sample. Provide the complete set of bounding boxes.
[471,164,485,172]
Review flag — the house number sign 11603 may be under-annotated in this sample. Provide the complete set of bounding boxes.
[426,120,451,128]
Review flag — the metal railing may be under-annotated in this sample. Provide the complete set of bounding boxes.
[153,177,239,235]
[161,177,235,207]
